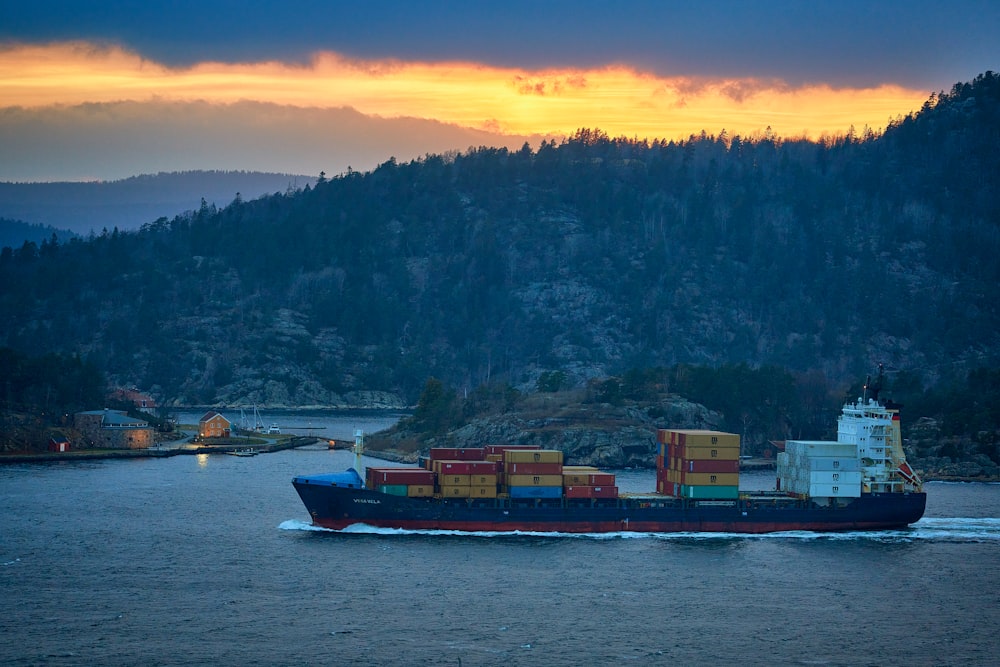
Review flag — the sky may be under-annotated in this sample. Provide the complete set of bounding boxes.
[1,1,997,182]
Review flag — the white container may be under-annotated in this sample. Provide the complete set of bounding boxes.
[808,457,860,472]
[808,481,861,498]
[808,470,862,485]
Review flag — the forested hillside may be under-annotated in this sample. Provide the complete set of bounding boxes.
[1,73,998,418]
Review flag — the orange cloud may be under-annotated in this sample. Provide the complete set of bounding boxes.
[0,41,929,141]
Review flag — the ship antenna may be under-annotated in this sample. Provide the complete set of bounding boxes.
[353,428,365,480]
[870,364,885,403]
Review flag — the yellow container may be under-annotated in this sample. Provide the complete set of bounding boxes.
[469,484,498,498]
[506,474,563,487]
[680,430,739,448]
[440,474,471,486]
[470,474,498,486]
[504,450,563,464]
[682,472,740,486]
[440,485,471,498]
[407,485,434,497]
[681,446,740,461]
[562,473,590,486]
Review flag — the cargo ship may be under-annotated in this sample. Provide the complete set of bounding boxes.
[293,385,926,534]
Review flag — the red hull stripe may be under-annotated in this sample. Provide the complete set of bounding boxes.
[312,518,912,534]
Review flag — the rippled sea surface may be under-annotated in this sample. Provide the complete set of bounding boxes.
[2,420,998,666]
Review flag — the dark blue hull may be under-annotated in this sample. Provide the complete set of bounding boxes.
[292,474,927,534]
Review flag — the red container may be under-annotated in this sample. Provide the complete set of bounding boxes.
[428,447,485,461]
[367,468,436,486]
[588,473,616,486]
[505,462,563,475]
[484,444,540,456]
[565,485,619,499]
[434,460,498,474]
[683,459,739,474]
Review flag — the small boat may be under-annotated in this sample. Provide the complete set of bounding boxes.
[227,448,258,457]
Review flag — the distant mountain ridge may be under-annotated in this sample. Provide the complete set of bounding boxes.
[0,170,315,237]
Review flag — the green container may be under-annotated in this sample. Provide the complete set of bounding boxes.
[378,484,409,497]
[681,484,739,500]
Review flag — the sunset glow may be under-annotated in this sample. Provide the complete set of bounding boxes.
[0,42,929,141]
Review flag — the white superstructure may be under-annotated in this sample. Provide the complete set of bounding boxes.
[778,392,922,501]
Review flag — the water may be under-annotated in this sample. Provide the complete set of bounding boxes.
[1,417,998,666]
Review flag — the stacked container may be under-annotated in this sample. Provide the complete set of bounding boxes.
[434,459,499,498]
[655,429,740,499]
[562,466,618,499]
[777,441,861,498]
[366,467,436,497]
[503,449,564,499]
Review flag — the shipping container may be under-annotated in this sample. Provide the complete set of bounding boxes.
[429,447,486,461]
[484,444,541,456]
[377,484,409,497]
[784,441,857,458]
[440,474,471,486]
[802,457,861,472]
[367,468,436,486]
[565,485,619,499]
[469,484,498,499]
[508,485,563,499]
[807,482,862,498]
[683,459,740,474]
[676,430,740,448]
[506,462,563,475]
[407,485,434,498]
[506,474,563,487]
[680,485,740,500]
[676,472,740,486]
[563,472,591,486]
[469,474,498,486]
[805,470,862,485]
[440,485,472,498]
[657,480,681,497]
[675,445,741,461]
[433,460,499,475]
[588,473,616,486]
[504,449,564,464]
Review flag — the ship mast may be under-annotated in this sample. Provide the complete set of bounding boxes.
[353,428,365,481]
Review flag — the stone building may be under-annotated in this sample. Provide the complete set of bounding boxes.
[74,409,154,449]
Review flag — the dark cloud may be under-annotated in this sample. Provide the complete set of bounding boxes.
[2,1,997,89]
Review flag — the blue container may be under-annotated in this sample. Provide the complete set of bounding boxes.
[508,485,562,499]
